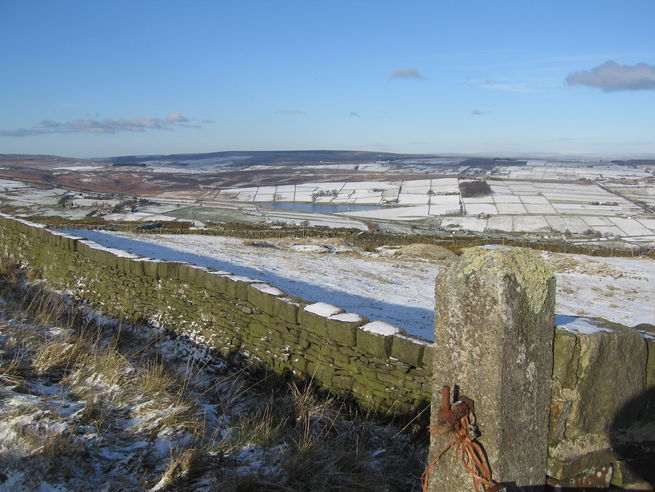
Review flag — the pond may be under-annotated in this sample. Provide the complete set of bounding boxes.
[259,202,385,213]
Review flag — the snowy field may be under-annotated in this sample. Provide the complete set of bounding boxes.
[1,174,653,243]
[214,178,655,242]
[65,231,655,341]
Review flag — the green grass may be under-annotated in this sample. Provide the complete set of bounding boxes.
[167,205,263,224]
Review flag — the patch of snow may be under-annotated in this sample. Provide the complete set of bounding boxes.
[361,321,402,336]
[395,333,432,346]
[476,244,510,250]
[328,312,365,323]
[252,283,284,296]
[557,316,613,335]
[53,166,104,171]
[291,244,330,253]
[304,302,344,318]
[226,275,256,283]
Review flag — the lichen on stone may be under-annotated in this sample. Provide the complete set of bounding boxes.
[458,247,554,315]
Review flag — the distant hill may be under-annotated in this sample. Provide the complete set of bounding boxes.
[98,150,444,167]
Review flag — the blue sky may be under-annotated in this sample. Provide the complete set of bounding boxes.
[1,0,654,158]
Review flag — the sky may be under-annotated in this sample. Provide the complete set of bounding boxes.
[1,0,654,158]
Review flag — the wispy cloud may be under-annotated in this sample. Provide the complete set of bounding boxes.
[389,68,426,80]
[470,110,490,116]
[466,77,532,93]
[201,119,215,124]
[0,113,203,137]
[565,60,655,92]
[481,82,530,93]
[166,112,188,123]
[349,112,360,118]
[275,109,305,115]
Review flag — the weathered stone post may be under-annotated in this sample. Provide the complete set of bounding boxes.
[428,247,556,491]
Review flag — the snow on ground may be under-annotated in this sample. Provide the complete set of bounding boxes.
[64,231,655,341]
[65,230,438,340]
[52,165,105,171]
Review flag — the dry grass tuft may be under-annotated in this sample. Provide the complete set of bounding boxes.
[212,403,285,455]
[11,419,82,459]
[138,361,178,396]
[32,338,87,376]
[151,447,206,491]
[290,382,340,451]
[0,352,27,386]
[283,441,381,491]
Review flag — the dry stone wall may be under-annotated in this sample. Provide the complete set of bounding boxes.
[0,214,433,416]
[548,318,655,488]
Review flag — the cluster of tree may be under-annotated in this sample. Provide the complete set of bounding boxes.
[459,180,492,197]
[311,189,339,201]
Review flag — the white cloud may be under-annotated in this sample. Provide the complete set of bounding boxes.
[566,61,655,92]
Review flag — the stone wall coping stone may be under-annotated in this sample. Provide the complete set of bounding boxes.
[360,320,403,336]
[557,317,614,335]
[251,283,284,296]
[395,333,432,346]
[226,274,257,283]
[277,296,300,307]
[304,302,344,318]
[80,240,139,259]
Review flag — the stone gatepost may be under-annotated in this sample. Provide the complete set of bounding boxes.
[428,247,556,491]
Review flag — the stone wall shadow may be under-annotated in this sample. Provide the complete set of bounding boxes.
[63,229,435,337]
[609,385,655,488]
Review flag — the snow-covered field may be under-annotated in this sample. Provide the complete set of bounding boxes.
[214,177,655,242]
[65,231,655,341]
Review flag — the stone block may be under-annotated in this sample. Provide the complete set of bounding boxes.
[421,344,435,369]
[550,467,614,489]
[192,268,210,289]
[356,321,401,358]
[272,297,300,324]
[129,259,144,275]
[306,361,334,385]
[300,303,343,337]
[550,320,647,442]
[178,264,197,283]
[102,250,118,269]
[205,272,227,294]
[247,283,283,316]
[161,261,181,280]
[611,458,655,490]
[224,275,255,300]
[390,334,427,367]
[552,329,579,389]
[117,256,132,274]
[143,260,159,278]
[326,312,367,346]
